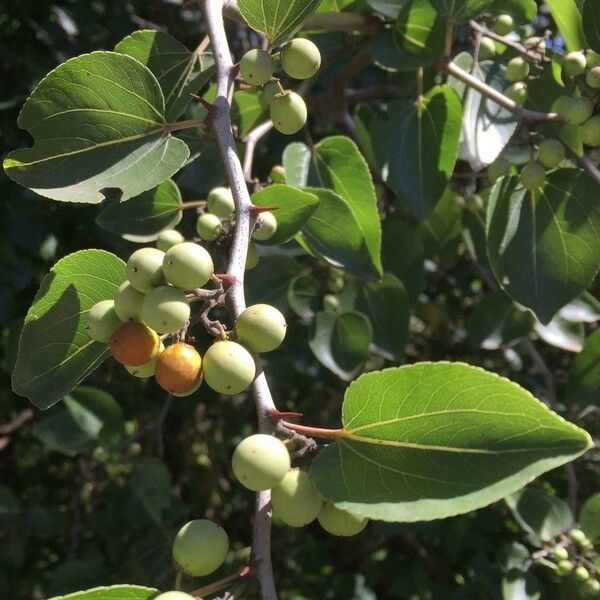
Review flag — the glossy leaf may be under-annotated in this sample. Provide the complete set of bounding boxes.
[282,142,316,188]
[567,329,600,406]
[432,0,494,24]
[487,170,600,324]
[131,458,172,523]
[545,0,586,51]
[232,89,265,138]
[534,315,584,353]
[311,362,592,522]
[489,0,537,21]
[559,293,600,323]
[246,255,302,312]
[579,493,600,541]
[419,186,463,257]
[287,274,321,319]
[583,0,600,52]
[367,0,405,19]
[502,571,541,600]
[47,585,158,600]
[3,52,189,204]
[12,250,126,409]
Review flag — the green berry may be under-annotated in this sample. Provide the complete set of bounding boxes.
[240,49,273,86]
[570,528,590,546]
[328,272,345,294]
[521,161,546,190]
[270,91,307,135]
[575,566,590,582]
[538,139,565,168]
[196,213,223,242]
[562,96,594,125]
[563,51,587,77]
[235,303,287,353]
[479,37,496,60]
[163,242,214,290]
[114,282,145,321]
[553,547,570,561]
[586,66,600,89]
[203,341,256,395]
[246,242,260,270]
[504,81,528,105]
[252,211,278,242]
[323,294,339,312]
[494,14,514,36]
[126,247,165,293]
[141,285,190,334]
[156,229,184,252]
[125,341,164,378]
[582,115,600,147]
[317,503,368,537]
[232,434,290,491]
[506,57,530,82]
[270,165,286,184]
[154,593,196,600]
[280,38,321,80]
[207,187,235,217]
[172,519,229,577]
[271,469,323,527]
[583,579,600,594]
[487,157,511,181]
[86,300,122,343]
[260,81,280,110]
[587,50,600,68]
[557,559,574,575]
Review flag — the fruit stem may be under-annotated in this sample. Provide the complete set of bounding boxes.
[278,420,348,440]
[191,566,252,597]
[164,117,207,133]
[181,200,207,210]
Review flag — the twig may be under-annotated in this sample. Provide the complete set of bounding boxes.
[203,1,278,598]
[0,408,34,434]
[243,120,274,181]
[576,153,600,185]
[191,566,251,597]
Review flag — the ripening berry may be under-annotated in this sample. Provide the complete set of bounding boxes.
[114,281,145,321]
[125,341,164,378]
[587,50,600,68]
[561,96,594,125]
[271,469,323,527]
[141,285,190,334]
[270,92,307,135]
[232,434,291,491]
[505,56,530,82]
[317,503,368,536]
[126,247,165,293]
[270,165,286,184]
[109,321,160,367]
[252,211,278,242]
[479,37,496,61]
[240,48,274,86]
[196,213,223,241]
[155,343,202,394]
[207,187,235,217]
[154,593,196,600]
[520,161,546,190]
[246,242,260,270]
[487,157,511,181]
[323,294,339,312]
[538,139,565,168]
[553,547,569,561]
[280,38,321,80]
[235,303,287,353]
[586,66,600,89]
[156,229,184,252]
[260,81,281,110]
[582,115,600,147]
[203,341,256,395]
[172,377,202,397]
[172,519,229,577]
[163,242,214,290]
[493,14,513,36]
[504,81,528,105]
[562,51,587,77]
[86,300,122,343]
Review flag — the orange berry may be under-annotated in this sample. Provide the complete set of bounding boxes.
[109,321,160,367]
[155,343,202,394]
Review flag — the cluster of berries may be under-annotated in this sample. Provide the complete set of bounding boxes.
[239,37,322,135]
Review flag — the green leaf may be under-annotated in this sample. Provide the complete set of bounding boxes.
[12,250,126,409]
[432,0,494,24]
[309,311,372,381]
[47,584,158,600]
[486,170,600,324]
[567,329,600,406]
[583,0,600,52]
[559,293,600,323]
[385,87,462,219]
[312,136,382,277]
[545,0,586,51]
[288,274,321,319]
[368,0,405,19]
[357,273,409,361]
[311,362,591,522]
[130,458,172,523]
[579,493,600,541]
[232,89,265,138]
[502,571,541,600]
[488,0,537,21]
[282,141,317,188]
[371,28,434,72]
[534,315,584,353]
[246,255,302,312]
[115,29,215,121]
[96,179,182,242]
[3,52,189,204]
[238,0,323,45]
[251,184,320,245]
[419,186,463,257]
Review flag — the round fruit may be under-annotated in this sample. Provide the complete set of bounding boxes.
[172,519,229,577]
[323,294,339,312]
[232,434,290,491]
[557,559,574,575]
[575,566,590,582]
[505,56,530,82]
[86,300,122,343]
[328,273,345,294]
[125,342,164,378]
[156,229,184,252]
[562,96,594,125]
[163,242,214,290]
[260,81,281,110]
[235,303,287,353]
[270,165,286,184]
[246,243,260,270]
[570,528,589,545]
[524,36,546,53]
[252,211,278,242]
[154,593,196,600]
[240,49,274,86]
[155,343,202,394]
[520,161,546,190]
[494,14,513,36]
[553,547,569,561]
[487,157,511,181]
[141,285,190,334]
[551,95,570,114]
[109,321,160,367]
[203,341,256,395]
[196,213,223,242]
[586,66,600,89]
[114,282,145,321]
[563,51,587,77]
[582,115,600,147]
[270,92,307,135]
[587,50,600,68]
[504,82,528,105]
[538,139,565,168]
[280,38,321,80]
[207,187,235,217]
[172,377,203,397]
[584,579,600,593]
[479,37,496,60]
[126,247,165,293]
[271,469,323,527]
[317,503,368,536]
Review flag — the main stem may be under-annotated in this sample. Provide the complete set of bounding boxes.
[203,1,278,599]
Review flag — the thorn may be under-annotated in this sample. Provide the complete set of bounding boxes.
[239,566,251,578]
[269,408,304,420]
[249,204,278,215]
[191,93,216,117]
[214,273,237,286]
